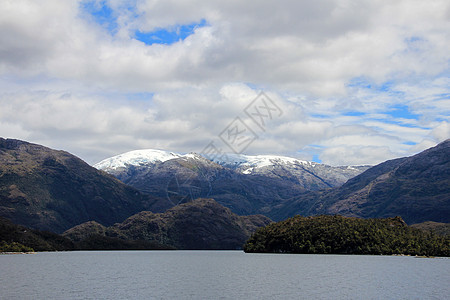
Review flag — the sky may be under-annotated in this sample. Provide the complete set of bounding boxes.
[0,0,449,166]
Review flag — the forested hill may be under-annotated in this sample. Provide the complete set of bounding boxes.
[244,215,449,256]
[0,138,170,233]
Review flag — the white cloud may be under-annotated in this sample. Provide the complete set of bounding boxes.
[320,145,397,166]
[431,121,450,142]
[0,0,448,165]
[2,0,449,93]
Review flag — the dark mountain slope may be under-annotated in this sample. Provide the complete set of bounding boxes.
[411,221,450,236]
[273,139,450,224]
[109,154,307,216]
[96,153,368,219]
[0,138,171,233]
[64,198,272,250]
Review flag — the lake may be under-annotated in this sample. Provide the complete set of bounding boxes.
[1,251,449,299]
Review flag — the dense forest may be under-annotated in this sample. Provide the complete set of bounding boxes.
[0,199,269,251]
[0,216,172,252]
[244,215,449,256]
[0,216,74,252]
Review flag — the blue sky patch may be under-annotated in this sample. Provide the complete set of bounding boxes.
[312,154,322,163]
[309,144,325,149]
[378,80,394,92]
[347,77,401,95]
[405,36,423,43]
[370,117,427,129]
[311,114,330,119]
[244,82,265,90]
[435,92,450,100]
[347,77,373,89]
[81,1,118,34]
[134,19,208,45]
[386,104,420,120]
[404,36,425,53]
[346,77,407,100]
[343,111,366,117]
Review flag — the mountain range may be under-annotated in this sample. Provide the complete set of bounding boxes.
[95,150,369,189]
[0,138,271,249]
[1,137,449,250]
[94,150,369,219]
[95,139,449,224]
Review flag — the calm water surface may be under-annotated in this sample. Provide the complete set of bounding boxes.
[0,251,449,299]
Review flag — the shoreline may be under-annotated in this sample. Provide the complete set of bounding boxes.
[0,251,35,255]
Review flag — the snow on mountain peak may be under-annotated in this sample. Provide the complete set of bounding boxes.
[213,153,314,174]
[94,149,183,170]
[94,148,317,175]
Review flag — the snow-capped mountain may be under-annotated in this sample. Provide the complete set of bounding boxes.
[94,149,370,220]
[95,149,367,177]
[95,149,369,187]
[94,149,184,171]
[215,154,313,175]
[94,149,312,172]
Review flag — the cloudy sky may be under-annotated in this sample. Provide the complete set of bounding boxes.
[0,0,449,165]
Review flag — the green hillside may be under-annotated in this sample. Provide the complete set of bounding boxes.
[244,215,449,256]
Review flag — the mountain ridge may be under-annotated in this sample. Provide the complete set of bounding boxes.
[94,148,370,219]
[272,139,450,224]
[94,148,369,177]
[94,140,450,224]
[1,137,448,235]
[0,138,171,233]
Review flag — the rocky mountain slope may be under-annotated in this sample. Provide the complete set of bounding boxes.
[0,138,171,233]
[64,198,272,250]
[272,139,450,224]
[96,150,368,189]
[94,149,369,219]
[2,136,447,240]
[216,154,368,188]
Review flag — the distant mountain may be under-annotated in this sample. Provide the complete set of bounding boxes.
[64,198,272,250]
[0,138,171,233]
[95,150,368,189]
[215,154,368,188]
[4,136,446,242]
[94,149,369,219]
[94,149,185,174]
[272,139,450,224]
